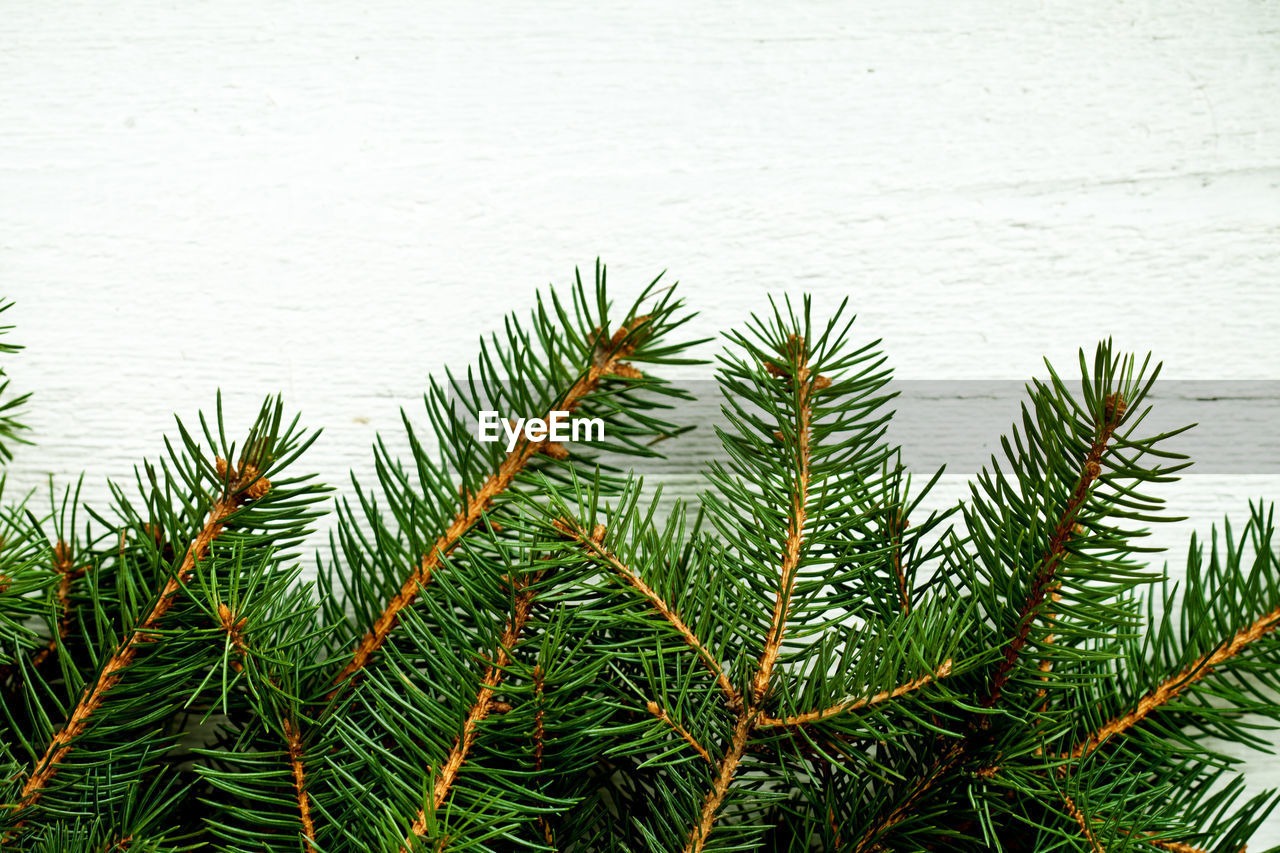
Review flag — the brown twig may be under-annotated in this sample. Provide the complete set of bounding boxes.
[646,701,713,765]
[0,542,87,685]
[981,393,1124,708]
[5,460,267,835]
[214,602,315,852]
[756,659,952,728]
[1142,839,1215,853]
[1070,603,1280,761]
[849,741,968,853]
[686,713,756,853]
[890,511,911,615]
[531,665,556,847]
[557,519,742,710]
[401,577,541,850]
[852,394,1127,851]
[331,321,647,698]
[684,334,814,853]
[216,602,249,672]
[283,718,317,853]
[750,338,813,707]
[1115,834,1214,853]
[1061,793,1106,853]
[1062,797,1220,853]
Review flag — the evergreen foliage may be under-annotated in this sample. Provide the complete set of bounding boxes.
[1,268,1278,852]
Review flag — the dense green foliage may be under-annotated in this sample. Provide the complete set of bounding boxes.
[1,270,1278,852]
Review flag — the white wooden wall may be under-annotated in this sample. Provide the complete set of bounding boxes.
[4,1,1279,842]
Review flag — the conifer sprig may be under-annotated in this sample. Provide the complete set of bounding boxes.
[322,262,701,695]
[522,297,962,852]
[1,395,327,847]
[2,280,1279,852]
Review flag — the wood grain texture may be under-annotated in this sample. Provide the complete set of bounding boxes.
[3,0,1279,842]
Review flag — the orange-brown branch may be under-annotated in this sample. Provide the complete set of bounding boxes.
[283,718,317,853]
[332,324,646,696]
[531,665,556,847]
[847,398,1127,852]
[217,602,249,672]
[215,603,315,852]
[751,338,813,706]
[2,543,86,684]
[559,519,742,710]
[684,336,815,853]
[1132,836,1212,853]
[684,713,755,853]
[1062,800,1217,853]
[1071,603,1280,761]
[757,659,953,728]
[532,665,546,773]
[1061,793,1106,853]
[402,579,539,849]
[981,394,1124,708]
[646,701,713,765]
[9,460,266,825]
[849,741,967,853]
[890,512,911,615]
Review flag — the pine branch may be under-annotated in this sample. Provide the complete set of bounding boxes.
[0,540,80,688]
[7,289,1280,851]
[751,337,814,707]
[283,718,317,853]
[213,599,317,853]
[686,713,756,853]
[755,659,953,728]
[556,517,742,710]
[889,512,911,615]
[1070,603,1280,761]
[401,575,541,850]
[1143,839,1213,853]
[980,392,1126,709]
[7,459,266,826]
[645,701,713,765]
[331,316,650,696]
[24,542,84,673]
[531,664,555,848]
[686,332,817,853]
[848,742,968,853]
[1060,792,1106,853]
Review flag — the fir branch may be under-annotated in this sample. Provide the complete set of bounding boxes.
[213,600,317,853]
[849,741,968,853]
[283,718,317,853]
[645,700,713,765]
[686,333,815,853]
[401,575,540,849]
[1060,791,1219,853]
[532,666,547,772]
[751,333,814,707]
[1143,839,1213,853]
[7,459,267,825]
[531,664,555,847]
[980,392,1126,709]
[889,512,911,615]
[0,541,82,686]
[1060,792,1106,853]
[25,542,83,672]
[1070,603,1280,761]
[756,659,953,728]
[556,517,742,709]
[686,713,756,853]
[331,318,649,696]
